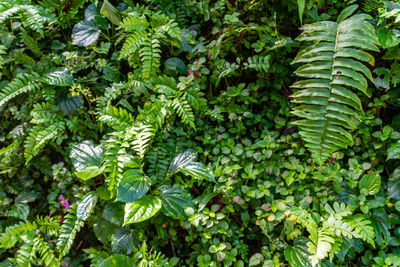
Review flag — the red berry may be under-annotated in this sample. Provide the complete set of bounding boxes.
[187,69,192,76]
[193,71,200,78]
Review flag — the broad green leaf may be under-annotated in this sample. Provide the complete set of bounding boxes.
[99,255,135,267]
[116,169,151,203]
[58,95,83,115]
[169,150,216,182]
[41,68,74,86]
[100,0,120,25]
[70,140,105,180]
[72,20,101,47]
[359,173,381,196]
[181,162,216,183]
[111,227,136,254]
[388,167,400,200]
[94,218,116,244]
[103,202,124,225]
[164,57,187,74]
[284,237,318,267]
[123,196,162,225]
[377,27,400,48]
[159,185,193,220]
[8,202,29,221]
[387,140,400,160]
[77,192,97,220]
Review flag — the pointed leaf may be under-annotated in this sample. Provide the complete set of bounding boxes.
[70,140,105,180]
[117,170,151,203]
[123,196,162,225]
[159,185,193,220]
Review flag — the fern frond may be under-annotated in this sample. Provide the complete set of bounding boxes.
[170,97,195,129]
[0,73,41,108]
[34,236,59,267]
[307,224,335,266]
[130,124,155,159]
[140,37,161,79]
[15,237,36,267]
[346,214,375,247]
[120,30,147,59]
[0,3,55,35]
[290,5,378,163]
[104,133,125,195]
[147,141,171,179]
[99,106,135,129]
[36,216,61,236]
[56,205,84,258]
[0,221,37,249]
[24,122,65,163]
[120,16,149,32]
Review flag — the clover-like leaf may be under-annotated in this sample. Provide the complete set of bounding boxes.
[70,140,105,180]
[77,192,97,220]
[116,169,151,203]
[123,196,162,225]
[159,185,193,220]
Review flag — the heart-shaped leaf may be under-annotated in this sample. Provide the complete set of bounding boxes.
[117,169,151,203]
[123,196,162,225]
[70,140,105,180]
[72,20,101,47]
[159,185,193,220]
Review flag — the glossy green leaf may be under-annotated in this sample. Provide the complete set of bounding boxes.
[99,255,135,267]
[388,167,400,200]
[359,173,381,196]
[77,192,97,220]
[41,68,74,86]
[100,0,120,25]
[70,140,105,180]
[159,185,193,220]
[72,20,101,47]
[284,236,317,267]
[123,196,162,225]
[111,227,136,254]
[169,150,216,182]
[387,140,400,160]
[116,169,151,203]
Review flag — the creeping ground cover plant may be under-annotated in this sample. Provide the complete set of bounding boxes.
[3,0,400,266]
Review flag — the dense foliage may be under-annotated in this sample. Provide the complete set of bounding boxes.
[3,0,400,266]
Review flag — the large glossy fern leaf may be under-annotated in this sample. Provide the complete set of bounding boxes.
[290,4,378,163]
[0,73,41,109]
